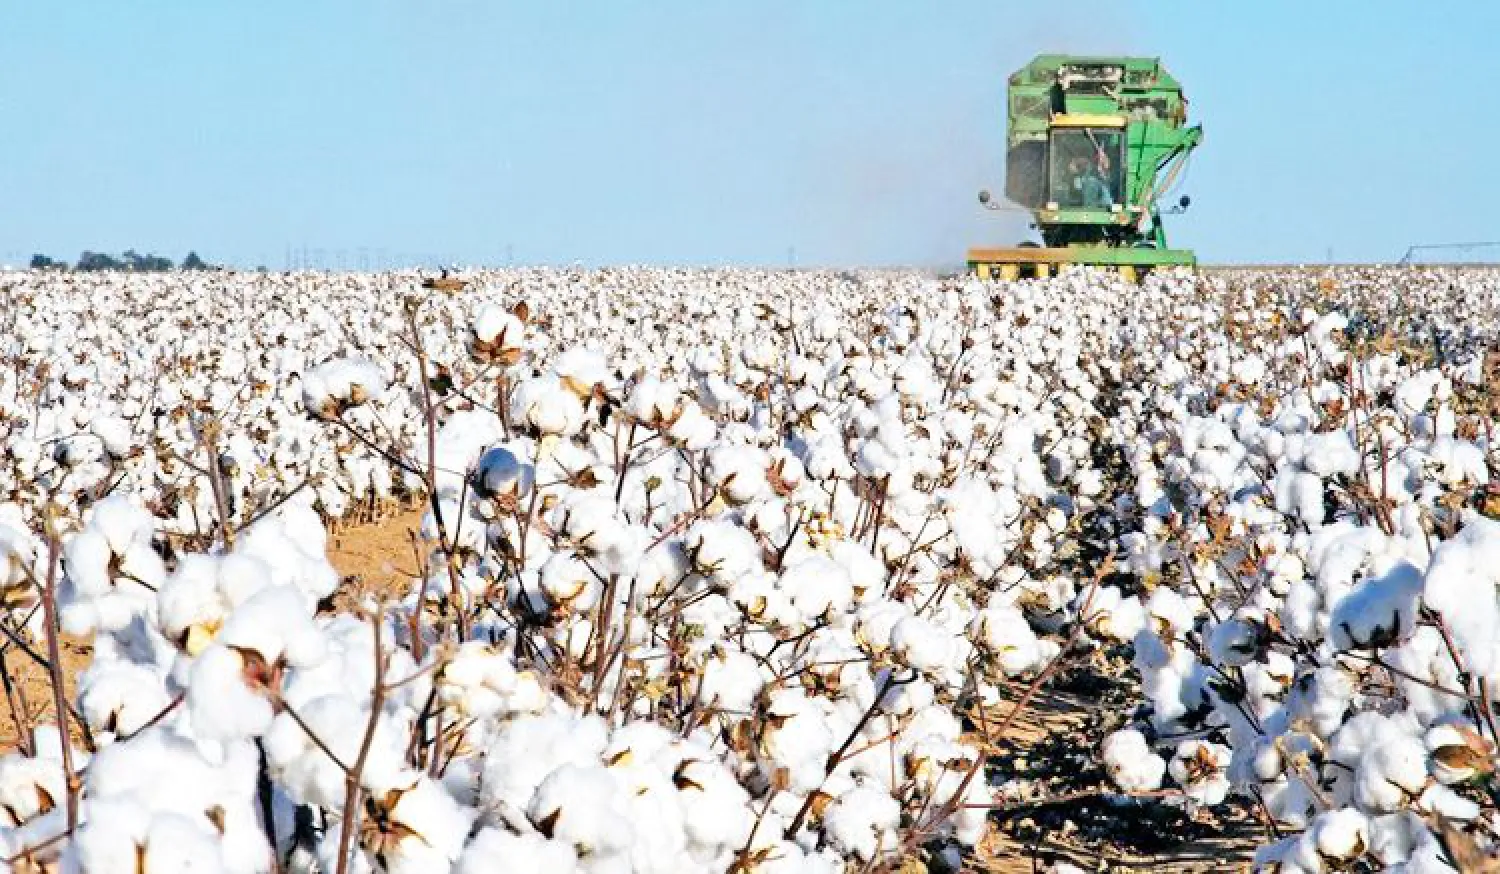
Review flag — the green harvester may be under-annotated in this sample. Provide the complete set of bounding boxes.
[969,55,1202,281]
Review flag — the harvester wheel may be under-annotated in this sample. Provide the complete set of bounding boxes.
[1031,263,1050,279]
[1119,266,1138,284]
[1000,264,1021,281]
[976,263,993,280]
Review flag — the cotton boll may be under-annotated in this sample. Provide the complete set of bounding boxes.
[265,694,410,808]
[526,763,633,860]
[360,777,476,874]
[820,785,900,863]
[1101,729,1166,792]
[469,304,527,365]
[1311,807,1369,863]
[455,827,579,874]
[1168,740,1232,807]
[0,754,66,827]
[889,615,955,675]
[779,555,854,622]
[1329,558,1422,651]
[537,550,603,615]
[474,445,535,501]
[699,644,764,714]
[512,374,586,437]
[1354,734,1428,813]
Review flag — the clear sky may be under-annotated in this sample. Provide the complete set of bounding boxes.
[2,1,1496,269]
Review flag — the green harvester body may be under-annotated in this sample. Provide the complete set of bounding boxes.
[968,55,1202,278]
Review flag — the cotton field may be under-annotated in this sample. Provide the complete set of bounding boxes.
[4,264,1500,872]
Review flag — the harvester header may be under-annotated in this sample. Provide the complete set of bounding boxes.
[969,54,1202,280]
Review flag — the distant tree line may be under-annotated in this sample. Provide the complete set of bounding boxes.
[29,250,213,271]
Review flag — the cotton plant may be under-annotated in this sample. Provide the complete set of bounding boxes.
[8,265,1500,871]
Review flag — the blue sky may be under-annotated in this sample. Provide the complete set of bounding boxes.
[1,1,1496,268]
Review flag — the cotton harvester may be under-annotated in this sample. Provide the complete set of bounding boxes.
[969,55,1202,281]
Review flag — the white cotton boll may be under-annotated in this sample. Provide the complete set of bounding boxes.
[709,444,772,505]
[1311,807,1369,862]
[672,757,754,852]
[555,346,610,398]
[91,415,134,459]
[1101,730,1165,792]
[475,445,535,500]
[265,694,409,808]
[699,644,763,713]
[78,659,173,739]
[186,643,277,741]
[366,777,476,874]
[889,615,955,675]
[760,689,836,793]
[1168,740,1232,807]
[480,712,610,815]
[1329,558,1422,651]
[1084,586,1147,643]
[1206,618,1262,668]
[512,374,586,436]
[302,357,385,419]
[684,518,761,583]
[1423,517,1500,678]
[469,304,527,364]
[455,827,579,874]
[0,754,66,827]
[821,785,900,863]
[624,377,681,426]
[968,605,1050,677]
[526,763,633,860]
[1354,734,1428,813]
[780,555,854,622]
[1416,784,1480,824]
[538,550,602,614]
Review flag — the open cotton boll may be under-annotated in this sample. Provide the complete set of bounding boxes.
[1422,516,1500,679]
[359,777,476,874]
[890,615,956,675]
[537,550,603,615]
[779,554,855,622]
[512,374,586,437]
[474,445,535,501]
[1354,733,1429,813]
[77,658,173,739]
[820,785,900,863]
[64,800,229,874]
[526,763,633,861]
[1310,807,1369,864]
[0,753,67,827]
[301,356,385,420]
[265,694,411,808]
[1329,558,1423,651]
[1101,729,1166,792]
[684,517,762,583]
[699,644,764,713]
[469,303,527,365]
[91,414,135,459]
[969,604,1053,677]
[455,827,580,874]
[480,712,610,815]
[1168,740,1232,807]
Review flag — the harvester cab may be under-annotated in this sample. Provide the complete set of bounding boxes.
[969,55,1202,281]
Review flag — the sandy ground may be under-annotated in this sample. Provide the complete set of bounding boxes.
[0,509,1259,870]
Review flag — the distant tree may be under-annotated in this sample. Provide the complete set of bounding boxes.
[29,254,61,269]
[76,251,122,271]
[182,252,209,270]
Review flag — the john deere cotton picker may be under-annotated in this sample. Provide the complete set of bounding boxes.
[969,55,1202,281]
